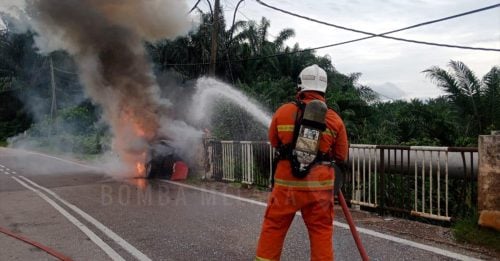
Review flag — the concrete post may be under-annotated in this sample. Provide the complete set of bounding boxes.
[478,131,500,231]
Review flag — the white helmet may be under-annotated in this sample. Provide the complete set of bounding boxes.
[297,64,328,93]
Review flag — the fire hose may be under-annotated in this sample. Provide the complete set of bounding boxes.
[333,163,369,261]
[0,226,73,261]
[337,191,370,261]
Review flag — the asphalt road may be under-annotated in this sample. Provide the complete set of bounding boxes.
[0,148,486,261]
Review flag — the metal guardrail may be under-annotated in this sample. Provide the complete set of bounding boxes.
[348,145,478,221]
[206,140,273,187]
[204,140,478,221]
[349,145,378,209]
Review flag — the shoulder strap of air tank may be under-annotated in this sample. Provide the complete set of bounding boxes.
[292,100,305,145]
[271,100,304,189]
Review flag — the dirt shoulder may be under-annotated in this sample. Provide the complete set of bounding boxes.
[185,179,499,260]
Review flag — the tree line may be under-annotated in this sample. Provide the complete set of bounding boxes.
[0,10,498,152]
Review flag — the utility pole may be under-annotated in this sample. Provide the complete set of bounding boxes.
[209,0,220,77]
[49,56,57,133]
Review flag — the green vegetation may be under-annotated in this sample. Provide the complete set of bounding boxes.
[4,97,106,155]
[452,211,500,251]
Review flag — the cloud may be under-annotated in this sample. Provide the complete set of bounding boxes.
[369,82,407,100]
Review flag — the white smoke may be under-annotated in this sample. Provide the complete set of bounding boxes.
[2,0,199,175]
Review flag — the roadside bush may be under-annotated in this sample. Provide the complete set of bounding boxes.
[453,210,500,251]
[9,104,106,155]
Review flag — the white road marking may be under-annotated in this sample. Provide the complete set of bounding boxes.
[333,222,482,261]
[19,176,152,261]
[163,180,267,207]
[11,176,126,261]
[0,147,100,171]
[162,180,482,261]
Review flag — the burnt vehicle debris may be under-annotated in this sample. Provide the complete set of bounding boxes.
[145,140,188,180]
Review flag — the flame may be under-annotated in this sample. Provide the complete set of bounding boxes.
[121,108,157,140]
[134,151,148,177]
[122,109,147,138]
[135,126,146,137]
[119,108,152,177]
[136,162,146,176]
[131,178,148,190]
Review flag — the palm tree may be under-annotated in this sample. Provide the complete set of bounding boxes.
[482,66,500,130]
[423,61,499,137]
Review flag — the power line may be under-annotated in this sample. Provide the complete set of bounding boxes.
[204,0,214,18]
[230,0,245,39]
[188,0,202,14]
[163,2,500,67]
[360,3,500,37]
[255,0,500,52]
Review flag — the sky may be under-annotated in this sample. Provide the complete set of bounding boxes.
[1,0,499,100]
[197,0,500,100]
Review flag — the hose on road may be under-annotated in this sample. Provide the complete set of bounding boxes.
[0,225,73,261]
[338,191,370,261]
[333,163,369,260]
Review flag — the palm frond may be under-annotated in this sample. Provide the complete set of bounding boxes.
[273,28,295,49]
[423,66,460,100]
[482,66,500,128]
[257,17,270,51]
[449,60,481,97]
[482,66,500,92]
[228,20,247,38]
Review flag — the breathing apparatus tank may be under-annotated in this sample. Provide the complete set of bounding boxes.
[292,99,328,176]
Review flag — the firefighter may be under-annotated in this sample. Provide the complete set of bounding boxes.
[255,64,348,261]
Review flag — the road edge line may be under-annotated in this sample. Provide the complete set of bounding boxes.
[0,147,100,171]
[19,176,152,261]
[11,176,126,261]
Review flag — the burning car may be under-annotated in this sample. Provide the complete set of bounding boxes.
[145,139,188,180]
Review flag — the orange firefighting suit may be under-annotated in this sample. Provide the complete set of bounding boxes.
[256,91,348,261]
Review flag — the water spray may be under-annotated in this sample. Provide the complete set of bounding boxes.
[190,77,272,127]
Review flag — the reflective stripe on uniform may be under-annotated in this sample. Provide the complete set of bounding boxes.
[274,178,334,189]
[255,257,272,261]
[278,125,335,137]
[277,125,294,132]
[322,128,336,137]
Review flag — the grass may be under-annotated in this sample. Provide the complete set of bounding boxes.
[185,172,203,185]
[229,182,243,189]
[0,140,6,147]
[452,210,500,251]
